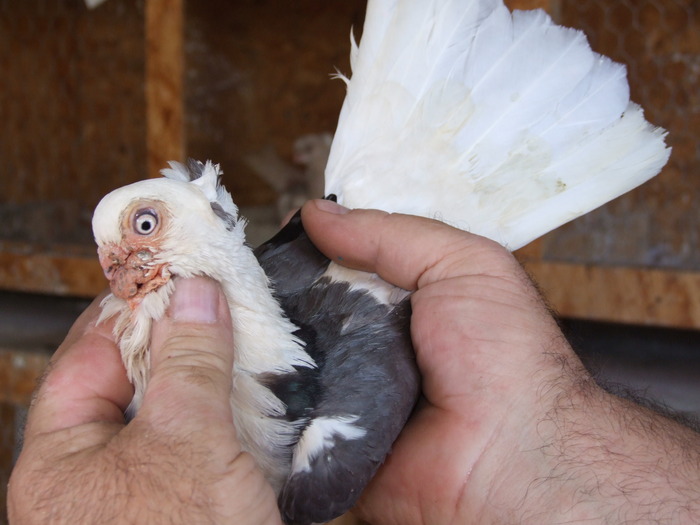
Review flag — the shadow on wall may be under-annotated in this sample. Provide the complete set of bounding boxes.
[565,319,700,421]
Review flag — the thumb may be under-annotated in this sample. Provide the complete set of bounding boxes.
[140,276,235,429]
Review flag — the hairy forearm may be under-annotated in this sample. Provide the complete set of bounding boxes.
[467,350,700,524]
[544,394,699,522]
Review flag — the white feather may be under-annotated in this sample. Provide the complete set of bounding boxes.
[325,0,670,250]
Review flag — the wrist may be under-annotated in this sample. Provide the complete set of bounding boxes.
[467,352,700,523]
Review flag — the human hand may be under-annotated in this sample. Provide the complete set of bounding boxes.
[302,199,700,524]
[8,277,281,525]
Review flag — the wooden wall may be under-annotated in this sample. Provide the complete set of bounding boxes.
[0,0,147,247]
[0,0,698,320]
[0,0,146,296]
[184,0,365,205]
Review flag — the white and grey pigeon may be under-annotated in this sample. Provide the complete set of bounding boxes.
[92,0,670,523]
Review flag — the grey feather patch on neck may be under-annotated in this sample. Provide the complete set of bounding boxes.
[211,201,237,230]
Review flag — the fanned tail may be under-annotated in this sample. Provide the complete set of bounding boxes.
[325,0,670,250]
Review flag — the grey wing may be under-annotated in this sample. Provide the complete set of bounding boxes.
[255,205,420,525]
[278,283,419,525]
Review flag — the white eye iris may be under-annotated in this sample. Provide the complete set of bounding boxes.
[134,210,158,235]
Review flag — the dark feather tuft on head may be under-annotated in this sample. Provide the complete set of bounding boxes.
[186,158,206,181]
[160,159,238,230]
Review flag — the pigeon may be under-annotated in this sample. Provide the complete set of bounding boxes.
[92,0,670,523]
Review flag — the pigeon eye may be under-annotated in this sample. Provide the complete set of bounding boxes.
[133,209,159,235]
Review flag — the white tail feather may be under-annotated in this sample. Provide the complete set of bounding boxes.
[325,0,670,250]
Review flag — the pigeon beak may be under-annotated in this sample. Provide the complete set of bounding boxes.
[98,243,129,282]
[97,243,170,304]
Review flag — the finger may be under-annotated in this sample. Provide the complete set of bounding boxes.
[24,291,133,439]
[141,276,235,429]
[301,199,518,291]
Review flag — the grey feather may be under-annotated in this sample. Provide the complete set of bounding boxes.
[255,208,420,524]
[210,202,237,231]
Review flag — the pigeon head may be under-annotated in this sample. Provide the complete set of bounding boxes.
[92,160,245,308]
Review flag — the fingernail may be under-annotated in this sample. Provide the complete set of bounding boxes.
[315,198,349,215]
[170,276,220,324]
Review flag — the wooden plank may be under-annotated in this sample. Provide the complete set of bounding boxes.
[524,261,700,329]
[0,247,105,298]
[145,0,185,178]
[3,244,697,327]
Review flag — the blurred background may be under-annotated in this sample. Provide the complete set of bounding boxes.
[1,0,699,522]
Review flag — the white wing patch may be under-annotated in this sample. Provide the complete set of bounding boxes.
[291,416,367,474]
[322,262,410,306]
